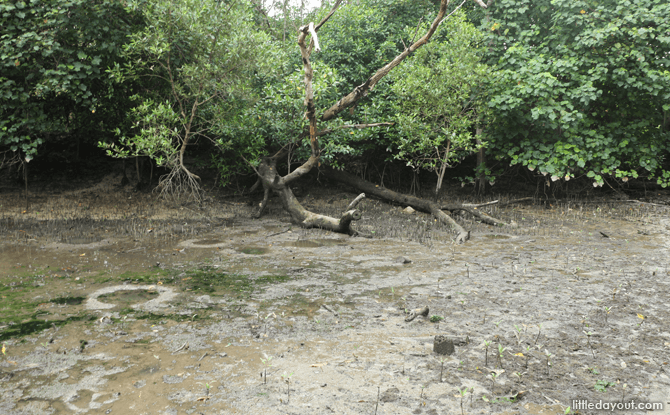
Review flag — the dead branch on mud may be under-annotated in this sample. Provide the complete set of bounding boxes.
[323,168,480,243]
[449,206,507,227]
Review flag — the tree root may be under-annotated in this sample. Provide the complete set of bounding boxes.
[156,166,203,203]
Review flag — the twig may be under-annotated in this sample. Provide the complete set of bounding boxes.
[173,342,189,354]
[267,228,291,237]
[322,304,339,317]
[459,197,533,209]
[198,352,208,362]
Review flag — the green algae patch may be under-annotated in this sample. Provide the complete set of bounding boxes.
[119,269,172,285]
[174,266,290,297]
[0,314,96,342]
[98,289,159,308]
[51,296,86,305]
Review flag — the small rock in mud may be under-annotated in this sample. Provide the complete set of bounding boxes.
[394,256,412,264]
[402,206,415,214]
[433,335,455,355]
[380,387,400,402]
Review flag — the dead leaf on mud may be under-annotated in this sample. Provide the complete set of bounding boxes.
[311,363,327,367]
[196,396,209,402]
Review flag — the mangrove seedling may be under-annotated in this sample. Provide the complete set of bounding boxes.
[514,371,524,386]
[281,371,293,403]
[260,355,273,384]
[489,371,499,394]
[514,324,523,345]
[457,387,468,415]
[604,307,612,324]
[594,379,615,392]
[583,331,595,358]
[469,387,474,407]
[497,344,507,369]
[483,341,491,367]
[544,350,552,375]
[439,357,447,382]
[534,324,543,346]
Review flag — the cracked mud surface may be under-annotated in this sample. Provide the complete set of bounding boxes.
[1,173,670,414]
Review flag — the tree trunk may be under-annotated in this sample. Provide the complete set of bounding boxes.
[435,140,451,200]
[250,0,489,239]
[475,127,487,195]
[256,157,361,233]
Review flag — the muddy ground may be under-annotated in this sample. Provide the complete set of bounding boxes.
[1,170,670,415]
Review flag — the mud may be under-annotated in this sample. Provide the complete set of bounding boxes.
[1,173,670,414]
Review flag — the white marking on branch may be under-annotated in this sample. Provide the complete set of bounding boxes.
[308,22,320,52]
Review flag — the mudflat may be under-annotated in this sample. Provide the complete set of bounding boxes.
[1,173,669,415]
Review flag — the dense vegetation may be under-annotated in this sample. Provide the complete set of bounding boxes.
[1,0,668,193]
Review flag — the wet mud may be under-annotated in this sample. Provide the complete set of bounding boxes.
[1,174,670,414]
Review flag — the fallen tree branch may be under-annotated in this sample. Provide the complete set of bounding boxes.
[346,193,366,211]
[449,206,507,226]
[323,168,471,243]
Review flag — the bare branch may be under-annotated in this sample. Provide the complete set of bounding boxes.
[320,0,449,122]
[315,0,344,31]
